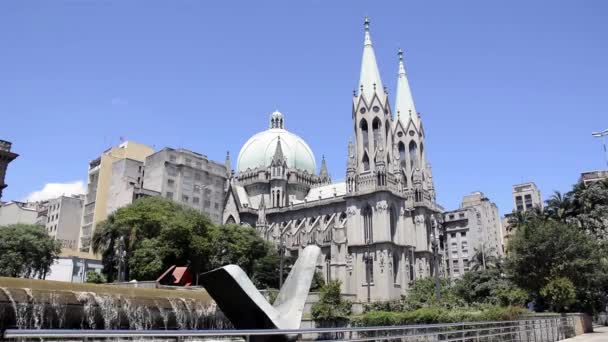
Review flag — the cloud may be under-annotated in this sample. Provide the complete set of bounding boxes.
[24,181,86,202]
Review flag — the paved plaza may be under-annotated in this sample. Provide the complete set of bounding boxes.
[560,326,608,341]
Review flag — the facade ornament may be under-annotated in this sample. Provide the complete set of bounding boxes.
[379,251,385,273]
[346,254,353,272]
[375,202,388,212]
[346,207,357,217]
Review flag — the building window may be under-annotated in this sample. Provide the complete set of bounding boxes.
[363,206,373,243]
[389,207,397,241]
[409,141,418,169]
[204,200,211,208]
[365,256,374,284]
[362,153,370,172]
[459,213,465,218]
[166,192,173,199]
[449,214,455,220]
[393,253,399,284]
[182,195,189,203]
[195,161,202,168]
[463,259,470,272]
[193,197,200,204]
[169,155,177,162]
[185,158,192,166]
[214,202,219,210]
[450,233,456,238]
[360,119,369,151]
[167,179,175,187]
[194,185,201,193]
[398,142,406,169]
[461,232,466,238]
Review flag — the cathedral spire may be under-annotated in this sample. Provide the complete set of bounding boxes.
[271,136,286,166]
[319,155,330,184]
[395,48,418,129]
[358,17,384,101]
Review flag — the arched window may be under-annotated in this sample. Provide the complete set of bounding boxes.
[390,206,397,241]
[393,252,400,284]
[398,142,406,169]
[360,119,369,150]
[420,143,425,168]
[226,215,236,225]
[363,206,373,243]
[402,170,408,188]
[372,117,382,147]
[385,121,390,142]
[362,152,370,172]
[409,141,418,169]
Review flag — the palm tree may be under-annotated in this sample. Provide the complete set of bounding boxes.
[470,245,499,271]
[545,191,574,222]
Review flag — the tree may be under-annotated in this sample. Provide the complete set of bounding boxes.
[93,197,213,281]
[207,224,269,276]
[311,281,352,324]
[540,277,576,312]
[470,246,500,271]
[252,244,295,289]
[405,277,462,309]
[0,224,61,278]
[545,191,575,222]
[506,218,608,312]
[310,271,326,291]
[86,270,107,284]
[569,180,608,238]
[454,268,527,306]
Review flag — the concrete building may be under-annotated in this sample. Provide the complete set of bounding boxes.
[223,19,445,302]
[142,147,228,224]
[580,170,608,185]
[512,182,542,212]
[443,192,502,280]
[0,201,38,226]
[45,195,84,251]
[0,140,19,201]
[106,158,160,215]
[44,253,103,283]
[79,141,154,253]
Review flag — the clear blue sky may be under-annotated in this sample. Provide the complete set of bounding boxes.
[1,1,607,214]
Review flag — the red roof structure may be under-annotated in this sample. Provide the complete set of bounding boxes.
[156,265,193,286]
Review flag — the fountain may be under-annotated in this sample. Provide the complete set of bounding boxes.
[0,277,231,331]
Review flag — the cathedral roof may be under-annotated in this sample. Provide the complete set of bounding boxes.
[236,111,317,174]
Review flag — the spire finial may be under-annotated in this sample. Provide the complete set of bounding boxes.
[398,48,403,61]
[364,16,370,32]
[363,17,372,47]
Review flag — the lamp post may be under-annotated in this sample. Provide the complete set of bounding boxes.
[431,233,441,301]
[591,129,608,167]
[278,234,286,288]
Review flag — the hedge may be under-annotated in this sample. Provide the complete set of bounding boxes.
[351,305,528,326]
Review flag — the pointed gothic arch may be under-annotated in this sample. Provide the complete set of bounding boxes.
[409,141,418,169]
[362,152,370,172]
[362,205,373,244]
[226,215,236,225]
[389,205,397,242]
[420,142,425,167]
[398,142,406,169]
[360,119,369,150]
[372,117,382,148]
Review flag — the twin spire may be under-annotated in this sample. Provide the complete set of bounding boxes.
[358,17,419,129]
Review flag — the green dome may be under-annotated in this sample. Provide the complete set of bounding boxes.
[237,115,317,174]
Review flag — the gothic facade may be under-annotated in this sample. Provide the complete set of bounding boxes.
[222,19,445,302]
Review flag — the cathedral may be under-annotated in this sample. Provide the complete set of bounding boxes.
[222,18,444,302]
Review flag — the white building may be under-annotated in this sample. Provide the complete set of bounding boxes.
[443,192,503,279]
[512,182,542,212]
[44,255,103,283]
[0,201,39,226]
[223,18,444,302]
[44,195,84,251]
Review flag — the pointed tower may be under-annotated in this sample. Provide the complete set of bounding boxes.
[319,155,331,185]
[395,48,418,131]
[270,137,288,208]
[351,17,394,179]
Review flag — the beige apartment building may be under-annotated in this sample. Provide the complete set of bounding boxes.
[78,141,154,253]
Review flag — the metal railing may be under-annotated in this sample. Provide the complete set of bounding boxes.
[3,316,576,341]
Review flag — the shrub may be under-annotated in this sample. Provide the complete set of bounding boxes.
[540,277,576,312]
[352,305,528,326]
[311,280,352,323]
[86,270,107,284]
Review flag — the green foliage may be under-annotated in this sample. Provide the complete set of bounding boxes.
[405,277,463,309]
[85,270,107,284]
[540,277,576,312]
[311,281,352,323]
[453,268,527,306]
[506,217,607,312]
[252,245,294,289]
[93,197,276,283]
[352,305,527,326]
[0,224,61,278]
[310,271,326,291]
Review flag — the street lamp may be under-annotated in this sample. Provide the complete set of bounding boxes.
[278,234,286,288]
[430,233,441,301]
[591,129,608,167]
